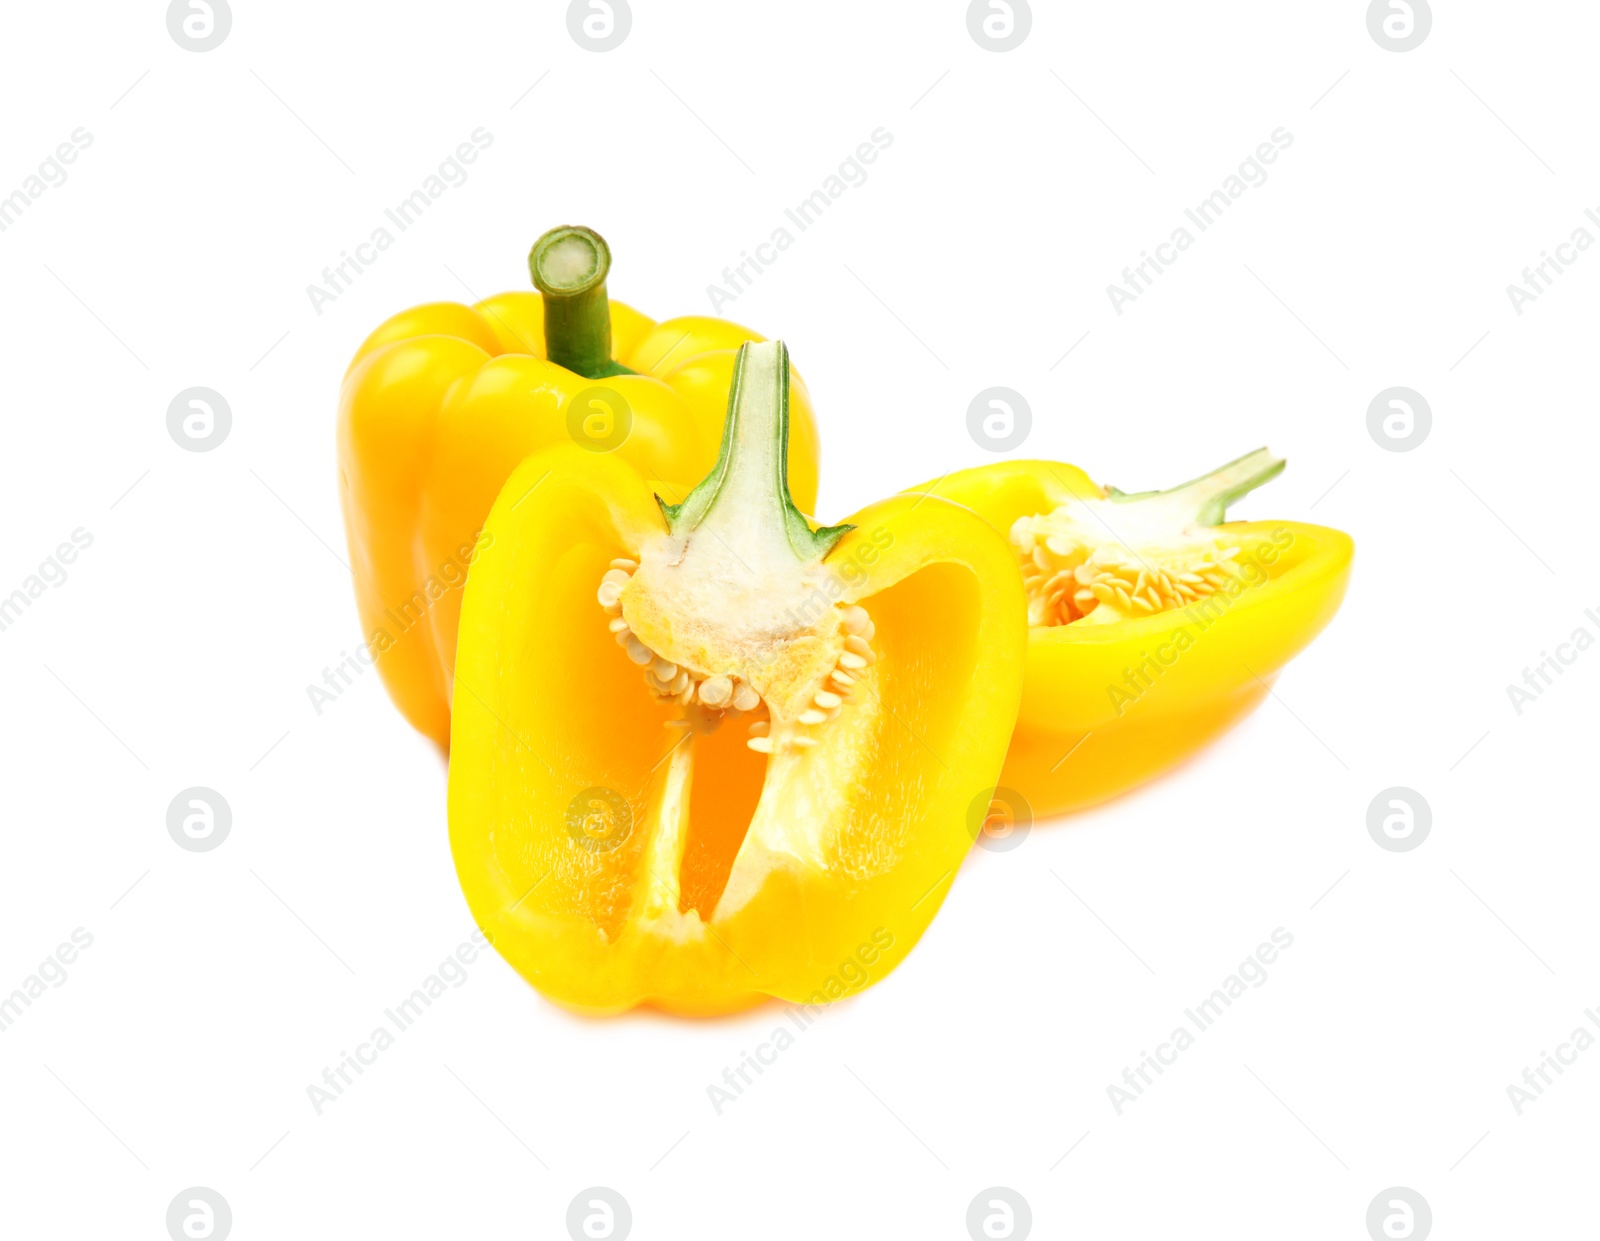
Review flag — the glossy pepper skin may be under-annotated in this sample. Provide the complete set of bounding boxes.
[910,459,1352,817]
[449,343,1027,1015]
[337,227,821,750]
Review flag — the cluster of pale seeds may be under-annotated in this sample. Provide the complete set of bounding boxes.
[597,559,876,753]
[1017,538,1242,627]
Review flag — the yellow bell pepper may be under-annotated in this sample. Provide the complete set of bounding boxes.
[448,342,1027,1014]
[337,226,822,750]
[911,451,1352,817]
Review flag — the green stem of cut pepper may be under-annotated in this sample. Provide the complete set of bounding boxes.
[659,341,851,563]
[1106,447,1286,526]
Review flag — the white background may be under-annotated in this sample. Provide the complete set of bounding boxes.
[1,1,1595,1237]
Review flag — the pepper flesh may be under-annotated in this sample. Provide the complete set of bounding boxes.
[909,454,1352,817]
[337,227,822,750]
[448,343,1027,1014]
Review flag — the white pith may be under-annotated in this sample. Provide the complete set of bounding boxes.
[597,554,875,753]
[540,232,598,286]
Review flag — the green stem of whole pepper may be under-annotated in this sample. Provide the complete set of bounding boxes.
[528,225,635,379]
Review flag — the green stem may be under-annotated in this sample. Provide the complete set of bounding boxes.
[527,225,635,379]
[659,341,851,562]
[1107,447,1285,526]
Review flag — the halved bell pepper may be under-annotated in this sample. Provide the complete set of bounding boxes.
[448,342,1027,1014]
[910,451,1352,817]
[337,225,821,750]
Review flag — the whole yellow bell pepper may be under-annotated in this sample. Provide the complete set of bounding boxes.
[449,342,1027,1014]
[910,451,1352,817]
[337,226,822,750]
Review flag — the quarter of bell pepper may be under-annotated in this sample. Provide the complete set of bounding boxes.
[337,225,822,750]
[910,452,1352,817]
[448,341,1027,1014]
